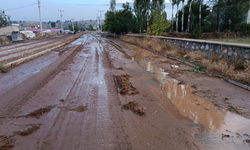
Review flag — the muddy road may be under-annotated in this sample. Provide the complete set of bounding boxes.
[0,33,250,150]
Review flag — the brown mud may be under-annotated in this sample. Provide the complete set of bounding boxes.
[14,124,40,136]
[0,135,15,150]
[25,106,54,118]
[1,33,250,149]
[115,74,139,95]
[122,101,146,116]
[67,105,88,112]
[107,37,250,149]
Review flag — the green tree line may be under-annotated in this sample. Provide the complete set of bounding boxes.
[104,0,250,36]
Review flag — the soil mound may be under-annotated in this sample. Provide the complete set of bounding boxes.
[26,106,54,118]
[14,124,40,136]
[122,101,146,116]
[116,67,124,70]
[115,74,139,95]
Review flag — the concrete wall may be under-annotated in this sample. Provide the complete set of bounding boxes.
[0,25,19,36]
[125,34,250,63]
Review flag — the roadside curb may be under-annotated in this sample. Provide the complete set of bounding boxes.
[124,42,250,92]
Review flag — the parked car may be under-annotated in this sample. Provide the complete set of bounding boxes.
[64,30,74,34]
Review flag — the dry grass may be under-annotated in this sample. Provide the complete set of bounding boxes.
[36,32,42,38]
[120,37,182,57]
[61,35,81,44]
[187,51,207,61]
[120,36,250,85]
[0,37,8,43]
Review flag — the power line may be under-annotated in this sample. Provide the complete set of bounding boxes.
[5,3,37,12]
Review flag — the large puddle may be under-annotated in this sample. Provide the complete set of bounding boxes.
[132,50,250,149]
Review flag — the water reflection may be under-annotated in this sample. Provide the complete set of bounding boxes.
[131,50,250,149]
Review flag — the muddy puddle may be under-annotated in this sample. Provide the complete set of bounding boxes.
[131,50,250,149]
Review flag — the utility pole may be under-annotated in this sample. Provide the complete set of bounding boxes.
[96,14,99,32]
[98,10,104,32]
[38,0,43,35]
[58,10,64,30]
[71,19,75,32]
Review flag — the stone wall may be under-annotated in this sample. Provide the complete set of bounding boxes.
[0,25,19,36]
[126,34,250,63]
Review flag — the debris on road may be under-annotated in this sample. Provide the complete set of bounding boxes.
[68,105,88,112]
[222,134,230,139]
[0,135,15,150]
[122,101,146,116]
[25,106,54,119]
[245,139,250,143]
[116,67,124,70]
[14,124,40,136]
[115,74,139,95]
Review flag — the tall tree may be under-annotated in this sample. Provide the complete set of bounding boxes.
[153,0,165,15]
[150,8,170,35]
[187,0,193,32]
[210,0,225,32]
[223,0,250,31]
[176,0,181,32]
[110,0,116,12]
[181,0,185,32]
[51,22,56,28]
[175,1,210,32]
[199,0,202,30]
[0,10,10,28]
[104,2,137,34]
[170,0,176,31]
[146,0,151,33]
[134,0,147,33]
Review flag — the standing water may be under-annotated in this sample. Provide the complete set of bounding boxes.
[132,50,250,150]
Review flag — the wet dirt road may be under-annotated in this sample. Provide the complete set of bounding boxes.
[0,33,250,150]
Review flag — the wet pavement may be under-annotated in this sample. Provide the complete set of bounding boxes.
[129,45,250,150]
[0,34,131,149]
[0,33,250,150]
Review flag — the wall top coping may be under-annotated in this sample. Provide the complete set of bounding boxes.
[126,34,250,49]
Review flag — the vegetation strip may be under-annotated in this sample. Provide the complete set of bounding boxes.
[121,36,250,91]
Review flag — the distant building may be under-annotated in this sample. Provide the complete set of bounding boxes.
[11,24,20,27]
[30,26,38,29]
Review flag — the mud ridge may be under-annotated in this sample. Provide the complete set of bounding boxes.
[68,105,88,112]
[25,106,54,118]
[116,67,124,70]
[115,74,139,95]
[0,135,15,150]
[122,101,146,116]
[14,124,40,136]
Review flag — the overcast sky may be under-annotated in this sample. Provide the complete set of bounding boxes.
[1,0,187,22]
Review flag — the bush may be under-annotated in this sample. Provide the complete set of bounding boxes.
[235,23,250,35]
[0,65,9,73]
[191,24,202,39]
